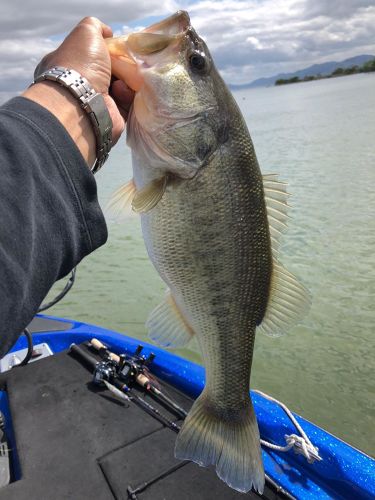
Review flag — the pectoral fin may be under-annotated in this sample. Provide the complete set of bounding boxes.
[107,178,137,218]
[146,291,196,348]
[107,176,167,217]
[132,175,168,213]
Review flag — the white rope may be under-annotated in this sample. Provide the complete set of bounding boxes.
[253,390,322,463]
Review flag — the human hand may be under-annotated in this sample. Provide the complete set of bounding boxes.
[34,17,134,145]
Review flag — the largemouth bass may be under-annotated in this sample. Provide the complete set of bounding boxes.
[107,11,310,494]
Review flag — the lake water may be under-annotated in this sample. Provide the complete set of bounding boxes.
[45,73,375,457]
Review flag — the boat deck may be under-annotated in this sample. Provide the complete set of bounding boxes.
[0,343,288,499]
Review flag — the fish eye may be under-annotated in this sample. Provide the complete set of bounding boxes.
[189,51,207,74]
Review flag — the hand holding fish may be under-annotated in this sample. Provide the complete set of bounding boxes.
[23,17,134,166]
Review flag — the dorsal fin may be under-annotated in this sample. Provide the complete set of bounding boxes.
[259,174,311,336]
[263,173,291,258]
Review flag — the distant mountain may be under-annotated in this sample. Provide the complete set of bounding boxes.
[230,55,375,89]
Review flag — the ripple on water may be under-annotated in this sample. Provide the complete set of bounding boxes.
[46,74,375,457]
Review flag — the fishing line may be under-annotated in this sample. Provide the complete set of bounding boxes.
[18,328,33,367]
[37,267,76,312]
[18,268,77,367]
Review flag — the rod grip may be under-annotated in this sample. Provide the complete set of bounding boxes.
[90,338,120,363]
[90,338,106,351]
[70,343,98,371]
[136,373,149,388]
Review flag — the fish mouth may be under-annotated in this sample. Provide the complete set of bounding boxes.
[143,10,191,36]
[125,11,193,58]
[106,11,194,91]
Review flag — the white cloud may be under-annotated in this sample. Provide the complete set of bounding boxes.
[0,0,176,96]
[0,37,57,91]
[184,0,375,82]
[0,0,374,96]
[0,0,177,39]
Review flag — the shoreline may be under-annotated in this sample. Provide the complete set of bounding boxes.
[275,59,375,86]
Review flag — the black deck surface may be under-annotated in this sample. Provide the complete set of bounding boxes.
[0,345,287,499]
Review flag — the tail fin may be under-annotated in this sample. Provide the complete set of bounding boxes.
[175,393,264,494]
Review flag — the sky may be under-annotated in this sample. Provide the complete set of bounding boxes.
[0,0,374,102]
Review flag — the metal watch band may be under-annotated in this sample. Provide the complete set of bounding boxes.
[34,66,113,174]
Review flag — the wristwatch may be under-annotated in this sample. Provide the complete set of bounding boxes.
[34,66,113,174]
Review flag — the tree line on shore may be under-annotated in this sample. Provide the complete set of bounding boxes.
[275,58,375,85]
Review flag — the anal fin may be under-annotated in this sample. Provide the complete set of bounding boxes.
[146,291,196,348]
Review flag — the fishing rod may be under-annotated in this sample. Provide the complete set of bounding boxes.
[69,343,181,433]
[89,338,188,420]
[70,343,296,499]
[103,379,181,433]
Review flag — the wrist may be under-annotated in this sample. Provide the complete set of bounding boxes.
[23,81,97,167]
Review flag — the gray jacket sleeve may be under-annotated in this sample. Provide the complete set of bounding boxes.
[0,96,108,357]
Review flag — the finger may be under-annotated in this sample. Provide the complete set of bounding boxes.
[103,95,126,145]
[110,79,135,115]
[79,16,113,38]
[101,22,113,39]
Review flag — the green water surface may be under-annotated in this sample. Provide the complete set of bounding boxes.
[45,73,375,457]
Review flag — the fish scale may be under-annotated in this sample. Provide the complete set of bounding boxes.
[141,113,272,409]
[131,94,271,492]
